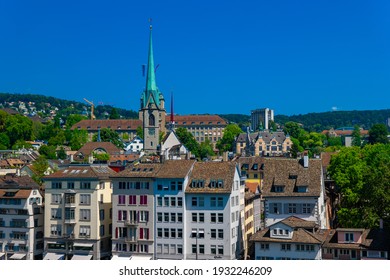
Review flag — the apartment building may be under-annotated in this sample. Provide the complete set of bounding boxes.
[43,165,115,260]
[0,175,44,260]
[155,160,195,259]
[110,163,162,260]
[261,157,328,229]
[250,108,274,131]
[185,161,244,260]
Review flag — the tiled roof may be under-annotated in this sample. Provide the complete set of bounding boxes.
[168,115,227,126]
[0,189,32,199]
[185,161,237,194]
[250,227,323,244]
[236,131,288,144]
[71,119,142,130]
[280,216,317,229]
[112,163,163,178]
[321,152,338,169]
[245,182,260,193]
[261,157,322,197]
[77,142,121,156]
[156,160,195,178]
[237,156,266,170]
[44,165,117,180]
[0,175,40,189]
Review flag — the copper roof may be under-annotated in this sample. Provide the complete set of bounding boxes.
[261,157,323,197]
[168,115,227,126]
[185,161,237,194]
[71,119,142,130]
[44,166,117,180]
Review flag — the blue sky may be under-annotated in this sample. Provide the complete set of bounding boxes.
[1,0,389,116]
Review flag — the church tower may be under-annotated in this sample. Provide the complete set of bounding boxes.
[139,24,166,154]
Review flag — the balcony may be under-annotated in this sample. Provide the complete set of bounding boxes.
[63,234,75,239]
[125,237,137,243]
[64,219,76,224]
[124,220,139,227]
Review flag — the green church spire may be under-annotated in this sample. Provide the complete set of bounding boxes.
[143,23,160,108]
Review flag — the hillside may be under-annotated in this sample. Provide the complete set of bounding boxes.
[0,92,138,120]
[1,92,388,131]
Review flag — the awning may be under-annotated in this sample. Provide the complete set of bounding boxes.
[10,253,26,260]
[71,254,93,260]
[73,242,94,248]
[43,252,65,260]
[111,255,131,260]
[0,253,5,259]
[129,255,152,260]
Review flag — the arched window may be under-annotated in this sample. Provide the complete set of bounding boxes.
[149,114,155,126]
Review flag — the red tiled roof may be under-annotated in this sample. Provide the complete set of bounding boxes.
[77,142,121,156]
[71,119,142,130]
[168,115,227,126]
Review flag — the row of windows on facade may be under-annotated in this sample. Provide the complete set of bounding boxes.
[0,208,29,215]
[260,243,315,252]
[0,231,28,240]
[114,243,149,253]
[51,182,101,189]
[117,195,148,205]
[155,244,225,256]
[0,243,28,252]
[118,181,150,190]
[50,208,106,221]
[270,186,308,193]
[268,203,315,214]
[115,226,149,240]
[117,210,149,222]
[323,248,387,259]
[50,224,108,237]
[0,219,27,227]
[190,179,224,189]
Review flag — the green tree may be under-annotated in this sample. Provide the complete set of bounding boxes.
[176,127,200,157]
[368,124,389,144]
[11,140,33,150]
[136,126,144,139]
[327,136,342,147]
[216,124,243,152]
[57,147,67,160]
[199,139,215,159]
[351,125,362,147]
[5,114,33,145]
[32,156,49,185]
[92,128,124,149]
[109,108,120,119]
[69,129,88,150]
[65,114,87,128]
[38,145,57,159]
[328,144,390,228]
[283,122,304,139]
[93,152,110,162]
[0,133,10,149]
[48,130,66,146]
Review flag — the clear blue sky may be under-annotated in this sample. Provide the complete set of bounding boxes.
[1,0,389,116]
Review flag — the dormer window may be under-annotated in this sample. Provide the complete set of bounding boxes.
[345,233,354,243]
[191,180,204,188]
[271,185,284,192]
[294,186,308,193]
[252,164,258,170]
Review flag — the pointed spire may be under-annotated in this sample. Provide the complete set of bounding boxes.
[145,23,158,95]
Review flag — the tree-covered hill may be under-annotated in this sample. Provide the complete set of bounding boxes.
[0,92,138,119]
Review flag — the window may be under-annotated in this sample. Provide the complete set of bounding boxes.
[218,245,224,255]
[149,114,155,126]
[128,195,136,205]
[170,197,176,207]
[199,244,205,254]
[302,203,313,214]
[177,197,183,207]
[139,228,149,240]
[80,226,91,237]
[218,229,224,239]
[50,225,62,236]
[51,208,62,219]
[177,182,183,191]
[164,197,169,207]
[51,194,62,204]
[271,186,284,192]
[80,209,91,221]
[157,213,162,222]
[157,228,162,238]
[211,213,216,223]
[139,211,149,222]
[192,213,198,223]
[177,245,183,254]
[281,244,291,251]
[118,195,126,205]
[157,197,162,206]
[288,203,297,214]
[177,213,183,223]
[80,194,91,205]
[170,181,176,191]
[80,182,91,189]
[199,213,204,223]
[260,243,269,250]
[67,182,75,189]
[140,195,148,205]
[164,228,169,238]
[345,233,354,242]
[177,229,183,238]
[218,213,223,223]
[211,245,217,255]
[52,182,62,189]
[170,213,176,223]
[65,208,75,220]
[170,228,176,238]
[164,213,169,222]
[211,229,216,239]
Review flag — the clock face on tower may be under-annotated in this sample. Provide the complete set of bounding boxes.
[149,128,155,135]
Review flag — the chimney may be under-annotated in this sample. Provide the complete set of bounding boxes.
[303,151,309,168]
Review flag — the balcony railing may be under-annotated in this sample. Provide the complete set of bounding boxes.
[125,237,137,243]
[124,220,139,227]
[64,219,76,224]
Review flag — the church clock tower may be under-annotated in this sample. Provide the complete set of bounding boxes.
[139,24,166,154]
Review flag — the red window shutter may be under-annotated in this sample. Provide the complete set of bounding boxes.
[140,228,144,239]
